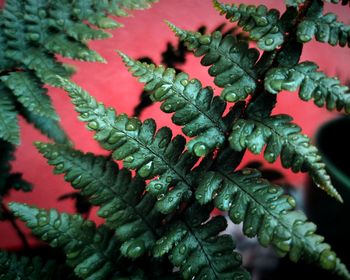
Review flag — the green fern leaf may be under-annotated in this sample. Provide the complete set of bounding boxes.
[9,202,130,280]
[17,103,69,144]
[0,85,19,145]
[43,3,111,43]
[57,78,196,214]
[285,0,306,6]
[296,1,350,47]
[0,16,14,70]
[1,72,59,120]
[265,61,350,112]
[228,113,342,202]
[154,203,250,280]
[71,0,122,29]
[166,22,259,102]
[0,250,77,280]
[119,51,229,156]
[107,0,159,17]
[35,142,162,259]
[196,168,350,279]
[212,0,284,51]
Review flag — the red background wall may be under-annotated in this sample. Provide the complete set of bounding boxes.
[1,0,349,249]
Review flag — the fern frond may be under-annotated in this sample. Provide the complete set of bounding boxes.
[196,169,350,279]
[212,0,284,51]
[57,78,196,214]
[1,72,58,120]
[265,61,350,112]
[154,203,250,280]
[296,1,350,47]
[0,250,76,280]
[0,0,157,144]
[0,85,19,145]
[286,0,350,6]
[23,0,106,62]
[35,142,162,259]
[9,202,131,280]
[166,22,259,102]
[228,114,341,201]
[108,0,159,17]
[17,103,69,144]
[118,51,229,156]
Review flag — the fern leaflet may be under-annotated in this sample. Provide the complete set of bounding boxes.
[1,72,58,120]
[35,142,162,259]
[9,203,145,280]
[265,61,350,112]
[0,250,76,280]
[57,77,197,214]
[167,22,259,102]
[154,203,250,280]
[0,86,19,145]
[296,0,350,47]
[196,168,350,279]
[228,114,342,202]
[212,0,284,51]
[119,51,231,156]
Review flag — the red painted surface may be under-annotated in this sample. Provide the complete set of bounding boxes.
[0,0,349,249]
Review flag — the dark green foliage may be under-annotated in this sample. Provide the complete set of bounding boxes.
[265,62,350,112]
[0,0,158,144]
[228,114,342,202]
[5,0,350,279]
[57,78,196,214]
[1,72,58,120]
[0,86,19,144]
[212,0,284,51]
[8,203,154,280]
[154,203,249,280]
[35,142,161,259]
[167,22,259,102]
[0,250,76,280]
[119,51,230,156]
[196,168,349,278]
[286,0,350,6]
[296,1,350,47]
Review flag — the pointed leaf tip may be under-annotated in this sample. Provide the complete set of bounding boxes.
[164,20,185,37]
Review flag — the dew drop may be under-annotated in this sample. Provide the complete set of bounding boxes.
[224,92,237,102]
[166,176,173,183]
[199,35,211,44]
[179,245,187,254]
[299,34,311,42]
[72,175,82,186]
[154,183,163,190]
[56,163,64,170]
[268,187,278,194]
[287,197,296,208]
[28,33,40,41]
[126,118,140,131]
[124,155,134,163]
[320,250,336,270]
[163,104,172,112]
[88,121,98,130]
[193,142,208,157]
[50,152,59,159]
[180,79,189,86]
[242,169,252,175]
[265,38,274,46]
